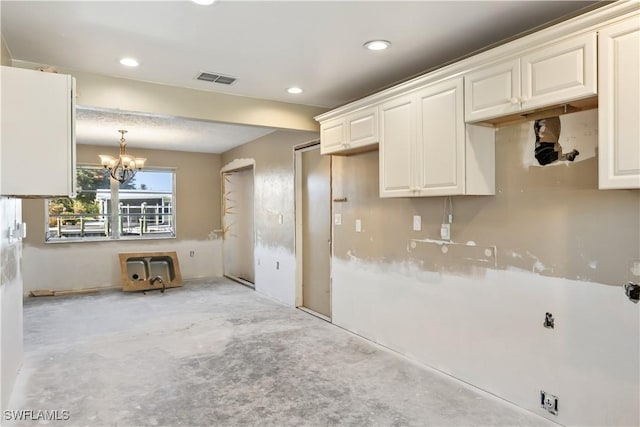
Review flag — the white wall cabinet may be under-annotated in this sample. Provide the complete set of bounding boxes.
[379,93,415,196]
[319,106,378,155]
[598,17,640,190]
[465,32,597,123]
[380,77,494,198]
[1,66,76,197]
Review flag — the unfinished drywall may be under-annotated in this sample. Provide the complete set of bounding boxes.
[21,145,223,294]
[220,130,317,305]
[330,109,640,426]
[0,196,23,412]
[332,110,638,284]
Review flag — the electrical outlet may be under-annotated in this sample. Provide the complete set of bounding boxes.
[440,223,450,240]
[334,214,342,226]
[189,250,195,257]
[276,261,280,270]
[540,391,558,415]
[355,219,362,233]
[278,214,283,225]
[413,215,421,231]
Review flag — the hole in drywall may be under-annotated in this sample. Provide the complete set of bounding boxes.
[534,116,579,166]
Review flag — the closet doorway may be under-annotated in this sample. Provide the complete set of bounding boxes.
[222,165,255,287]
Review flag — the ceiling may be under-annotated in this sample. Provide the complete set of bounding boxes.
[76,107,276,153]
[1,0,603,153]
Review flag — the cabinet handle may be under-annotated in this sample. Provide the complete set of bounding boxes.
[521,96,529,103]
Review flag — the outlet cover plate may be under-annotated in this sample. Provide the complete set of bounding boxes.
[413,215,421,231]
[540,390,558,415]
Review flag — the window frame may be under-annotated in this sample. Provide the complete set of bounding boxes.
[45,164,177,243]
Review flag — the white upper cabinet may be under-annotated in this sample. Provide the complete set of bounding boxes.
[1,66,76,198]
[319,117,345,154]
[415,78,465,196]
[316,2,637,196]
[464,58,521,122]
[379,92,415,196]
[465,32,597,123]
[598,16,640,189]
[380,77,493,198]
[319,106,378,155]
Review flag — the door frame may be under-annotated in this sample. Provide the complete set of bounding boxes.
[221,159,256,288]
[294,141,332,319]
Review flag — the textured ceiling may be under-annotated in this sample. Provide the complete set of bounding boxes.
[76,107,275,154]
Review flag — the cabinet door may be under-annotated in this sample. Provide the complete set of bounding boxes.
[464,58,520,123]
[1,66,76,197]
[598,17,640,189]
[416,77,465,196]
[379,93,416,198]
[346,106,378,149]
[521,32,597,111]
[319,117,345,155]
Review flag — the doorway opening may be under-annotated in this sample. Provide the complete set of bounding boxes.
[295,143,332,321]
[222,163,255,288]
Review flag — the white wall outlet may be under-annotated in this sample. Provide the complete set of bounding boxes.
[334,213,342,226]
[278,214,283,225]
[189,250,195,257]
[540,391,558,415]
[413,215,421,231]
[355,219,362,233]
[440,223,450,240]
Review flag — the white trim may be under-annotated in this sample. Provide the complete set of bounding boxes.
[220,158,255,173]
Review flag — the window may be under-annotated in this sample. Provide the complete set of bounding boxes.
[46,166,175,242]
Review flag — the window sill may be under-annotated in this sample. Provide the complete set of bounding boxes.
[44,234,176,244]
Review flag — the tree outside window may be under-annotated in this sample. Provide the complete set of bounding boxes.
[46,166,175,242]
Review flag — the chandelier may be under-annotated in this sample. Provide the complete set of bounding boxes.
[98,130,146,184]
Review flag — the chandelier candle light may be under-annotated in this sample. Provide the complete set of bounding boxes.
[99,130,146,184]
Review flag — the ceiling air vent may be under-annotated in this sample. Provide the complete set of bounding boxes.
[196,72,236,85]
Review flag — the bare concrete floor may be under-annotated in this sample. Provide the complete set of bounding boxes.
[8,279,556,426]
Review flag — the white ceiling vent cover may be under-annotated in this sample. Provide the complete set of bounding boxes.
[196,72,236,85]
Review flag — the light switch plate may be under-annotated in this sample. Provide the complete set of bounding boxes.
[413,215,421,231]
[355,219,362,233]
[335,214,342,226]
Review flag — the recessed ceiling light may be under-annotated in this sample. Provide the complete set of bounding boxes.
[191,0,215,5]
[287,87,303,94]
[363,40,391,51]
[119,57,139,67]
